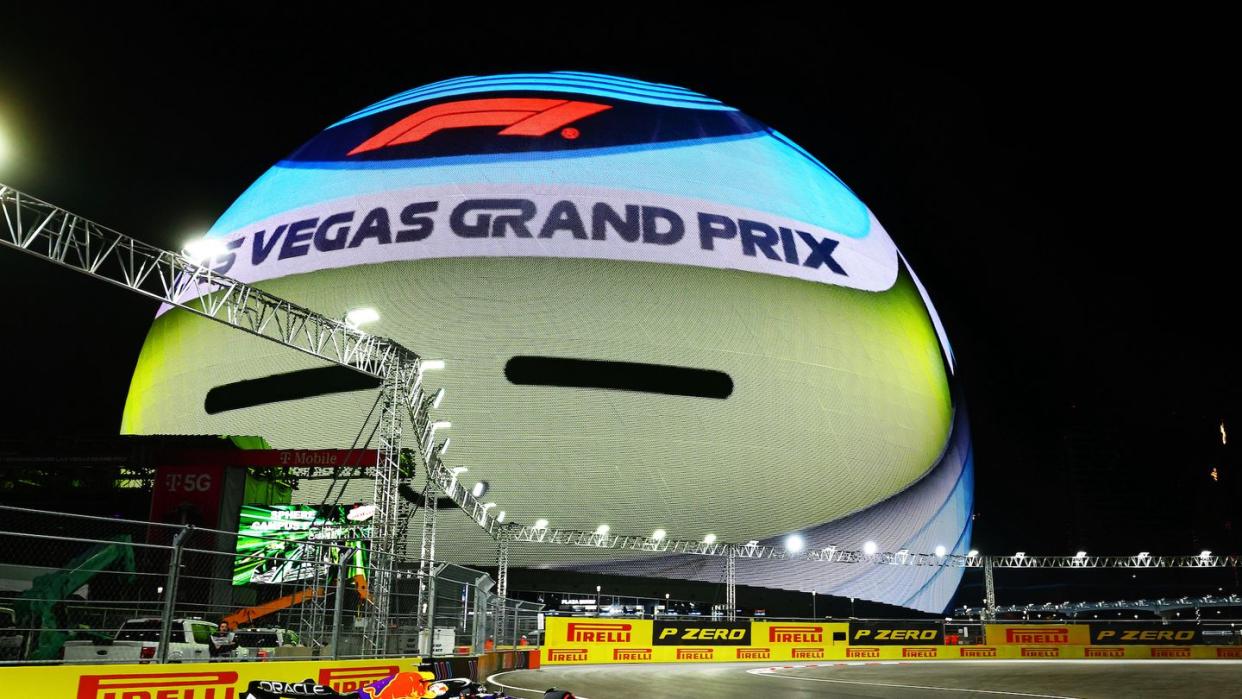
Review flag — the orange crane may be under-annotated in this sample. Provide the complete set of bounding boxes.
[221,575,368,629]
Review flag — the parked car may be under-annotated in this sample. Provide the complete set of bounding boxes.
[63,617,216,663]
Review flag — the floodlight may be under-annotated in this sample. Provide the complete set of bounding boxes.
[181,237,228,263]
[344,307,380,329]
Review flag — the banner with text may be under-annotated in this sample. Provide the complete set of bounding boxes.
[984,624,1091,646]
[849,621,943,646]
[0,656,426,698]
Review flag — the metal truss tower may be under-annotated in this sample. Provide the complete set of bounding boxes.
[0,184,434,652]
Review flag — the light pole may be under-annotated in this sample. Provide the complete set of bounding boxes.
[850,597,856,619]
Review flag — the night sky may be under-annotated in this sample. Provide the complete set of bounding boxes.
[1,7,1236,585]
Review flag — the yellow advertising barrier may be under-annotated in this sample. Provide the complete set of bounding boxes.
[542,618,1242,665]
[542,617,849,664]
[834,645,1242,660]
[0,655,425,698]
[984,624,1091,645]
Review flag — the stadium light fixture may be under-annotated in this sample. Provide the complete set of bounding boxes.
[652,529,667,541]
[181,237,228,264]
[786,534,805,553]
[968,549,979,558]
[438,437,451,455]
[934,545,947,557]
[421,359,446,371]
[471,481,489,498]
[344,307,380,329]
[702,534,716,545]
[1201,550,1213,559]
[424,420,451,451]
[431,387,446,409]
[745,540,759,547]
[1015,551,1026,558]
[1138,551,1150,559]
[450,466,468,477]
[595,524,610,535]
[862,541,878,555]
[1075,551,1087,558]
[534,519,549,530]
[481,502,496,513]
[497,510,506,523]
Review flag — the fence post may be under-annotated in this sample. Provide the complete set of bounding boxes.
[423,566,438,656]
[158,525,192,664]
[330,546,349,660]
[510,603,520,649]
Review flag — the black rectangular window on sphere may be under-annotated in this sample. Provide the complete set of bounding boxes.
[205,366,382,414]
[504,356,733,399]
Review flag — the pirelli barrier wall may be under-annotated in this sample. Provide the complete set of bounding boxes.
[0,656,428,698]
[0,651,546,696]
[542,619,1242,665]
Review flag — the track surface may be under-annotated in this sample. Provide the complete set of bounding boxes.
[489,660,1242,698]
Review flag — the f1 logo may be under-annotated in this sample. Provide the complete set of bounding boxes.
[348,98,611,155]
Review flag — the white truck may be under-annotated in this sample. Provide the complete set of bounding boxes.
[63,618,217,663]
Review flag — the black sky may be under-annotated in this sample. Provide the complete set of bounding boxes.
[1,7,1236,564]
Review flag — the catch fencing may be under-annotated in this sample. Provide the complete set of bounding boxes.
[0,505,541,665]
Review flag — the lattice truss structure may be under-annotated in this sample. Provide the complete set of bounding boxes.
[0,184,462,651]
[3,183,1239,633]
[971,594,1242,617]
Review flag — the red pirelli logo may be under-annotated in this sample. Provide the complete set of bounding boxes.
[613,648,652,661]
[1007,627,1069,644]
[348,98,612,155]
[792,647,824,659]
[1151,647,1191,658]
[1217,647,1242,659]
[960,647,997,657]
[1085,647,1125,658]
[902,647,938,658]
[318,665,399,693]
[547,649,589,662]
[78,671,238,699]
[846,647,880,659]
[736,648,771,660]
[1021,647,1060,658]
[566,622,632,643]
[769,625,824,643]
[677,648,714,660]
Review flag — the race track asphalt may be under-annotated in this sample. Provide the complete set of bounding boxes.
[487,660,1242,698]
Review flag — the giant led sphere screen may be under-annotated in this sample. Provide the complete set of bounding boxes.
[124,73,972,612]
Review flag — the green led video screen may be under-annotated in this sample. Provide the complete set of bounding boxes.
[234,504,371,586]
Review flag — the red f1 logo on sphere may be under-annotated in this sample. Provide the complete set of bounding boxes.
[348,98,611,155]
